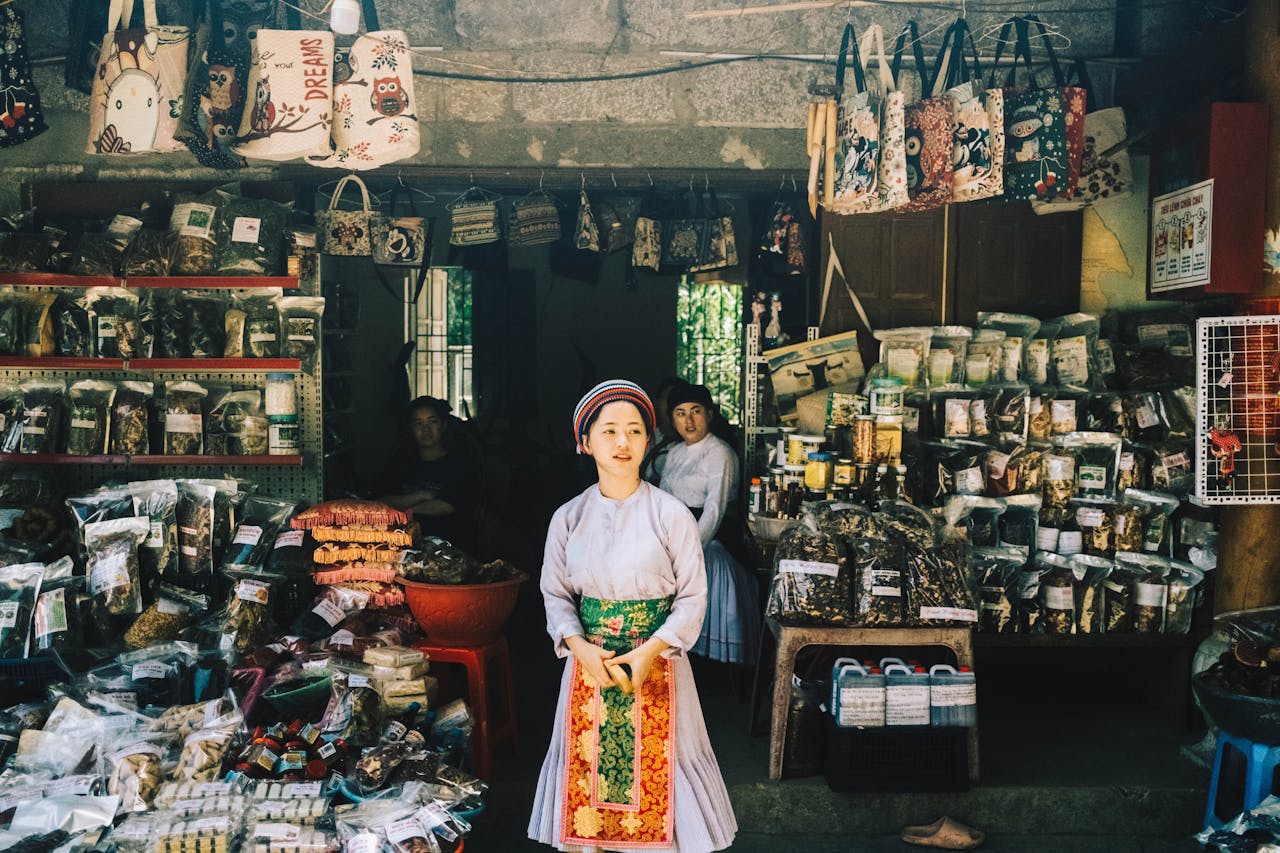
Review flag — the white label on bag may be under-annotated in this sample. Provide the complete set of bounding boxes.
[1163,452,1190,470]
[1119,451,1135,472]
[1058,531,1083,555]
[70,418,97,431]
[386,817,428,844]
[838,687,885,727]
[0,601,17,629]
[1135,404,1160,429]
[250,332,277,344]
[931,683,977,707]
[1054,336,1089,384]
[165,413,202,435]
[779,559,840,577]
[1045,455,1075,481]
[885,685,930,726]
[345,833,382,853]
[955,466,984,494]
[945,398,971,437]
[329,629,355,646]
[89,555,129,593]
[1037,527,1060,551]
[871,569,901,598]
[233,525,263,546]
[1044,585,1074,610]
[348,675,370,688]
[275,529,305,548]
[1136,582,1167,607]
[1077,507,1106,527]
[34,588,67,639]
[254,824,300,842]
[146,521,164,547]
[43,775,95,796]
[232,217,262,244]
[132,660,171,681]
[171,203,217,239]
[236,579,270,604]
[1096,340,1116,375]
[986,451,1010,480]
[312,598,346,627]
[157,596,189,615]
[920,606,978,622]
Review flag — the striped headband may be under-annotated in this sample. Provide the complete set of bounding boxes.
[572,380,656,453]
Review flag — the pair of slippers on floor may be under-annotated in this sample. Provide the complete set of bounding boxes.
[901,816,985,849]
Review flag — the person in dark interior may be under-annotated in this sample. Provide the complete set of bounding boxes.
[641,375,686,484]
[377,395,482,552]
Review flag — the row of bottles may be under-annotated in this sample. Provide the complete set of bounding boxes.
[830,657,977,728]
[750,461,911,519]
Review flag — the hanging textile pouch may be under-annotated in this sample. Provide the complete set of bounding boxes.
[943,19,1004,203]
[371,182,429,266]
[595,195,638,253]
[575,190,601,253]
[688,187,738,273]
[894,21,955,213]
[449,187,504,247]
[510,191,562,247]
[316,174,375,256]
[661,189,710,268]
[830,24,908,215]
[0,5,48,149]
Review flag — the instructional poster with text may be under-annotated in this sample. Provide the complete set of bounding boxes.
[1151,178,1213,292]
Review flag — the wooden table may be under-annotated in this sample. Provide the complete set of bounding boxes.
[752,618,980,782]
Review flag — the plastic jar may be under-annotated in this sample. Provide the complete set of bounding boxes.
[869,378,905,416]
[777,427,797,466]
[804,452,834,491]
[269,418,300,455]
[264,373,298,418]
[833,458,855,488]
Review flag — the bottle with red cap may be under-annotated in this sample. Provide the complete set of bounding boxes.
[929,664,977,727]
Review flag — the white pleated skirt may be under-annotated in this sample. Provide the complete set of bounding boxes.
[691,541,761,665]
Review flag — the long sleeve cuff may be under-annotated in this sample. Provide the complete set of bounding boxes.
[653,625,691,659]
[549,619,586,659]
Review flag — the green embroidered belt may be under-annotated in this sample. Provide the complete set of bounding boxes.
[580,596,673,653]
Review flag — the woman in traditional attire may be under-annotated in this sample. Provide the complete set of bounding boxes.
[528,380,737,853]
[658,382,760,665]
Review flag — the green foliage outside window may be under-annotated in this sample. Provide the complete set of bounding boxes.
[676,276,743,424]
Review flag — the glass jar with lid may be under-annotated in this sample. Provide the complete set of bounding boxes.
[804,452,835,491]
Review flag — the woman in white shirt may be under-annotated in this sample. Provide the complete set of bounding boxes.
[658,382,760,665]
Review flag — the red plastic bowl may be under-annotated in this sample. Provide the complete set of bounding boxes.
[399,572,527,646]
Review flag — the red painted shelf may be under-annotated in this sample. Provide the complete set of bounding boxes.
[0,453,302,466]
[127,276,299,289]
[1,273,121,287]
[0,357,300,371]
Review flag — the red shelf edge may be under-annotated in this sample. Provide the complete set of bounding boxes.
[127,276,299,289]
[0,357,124,369]
[0,357,300,371]
[0,453,302,466]
[2,273,121,287]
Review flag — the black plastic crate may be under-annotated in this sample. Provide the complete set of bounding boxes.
[823,718,969,793]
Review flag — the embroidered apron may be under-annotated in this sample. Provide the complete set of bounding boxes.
[561,596,676,848]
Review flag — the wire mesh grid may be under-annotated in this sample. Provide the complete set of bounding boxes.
[1196,315,1280,504]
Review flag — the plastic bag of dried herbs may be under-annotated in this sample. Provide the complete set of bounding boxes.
[205,389,265,456]
[67,486,134,562]
[1036,552,1076,635]
[808,501,879,543]
[222,496,295,574]
[213,193,289,276]
[1084,393,1127,438]
[765,511,852,626]
[31,556,81,655]
[213,568,286,655]
[0,232,52,273]
[53,294,92,359]
[1059,432,1124,503]
[237,290,282,359]
[972,546,1024,634]
[129,480,180,584]
[0,561,43,658]
[1123,391,1168,444]
[912,504,978,626]
[0,288,20,356]
[1075,502,1115,559]
[181,292,228,359]
[123,584,211,651]
[164,381,208,455]
[122,229,177,278]
[1164,560,1204,636]
[977,313,1042,382]
[188,478,254,565]
[1048,312,1101,390]
[874,327,933,388]
[921,441,987,503]
[150,291,187,358]
[991,383,1029,443]
[84,516,150,617]
[1108,553,1156,633]
[111,381,154,456]
[66,379,116,456]
[942,494,1005,549]
[17,379,66,454]
[84,287,141,360]
[1040,449,1076,511]
[1125,490,1179,554]
[997,494,1040,553]
[928,326,971,388]
[21,292,57,357]
[849,535,905,626]
[278,296,325,372]
[1147,441,1194,497]
[1015,567,1045,634]
[175,481,217,591]
[168,191,224,276]
[1069,554,1112,635]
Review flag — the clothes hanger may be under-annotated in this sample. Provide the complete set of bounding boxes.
[448,173,501,208]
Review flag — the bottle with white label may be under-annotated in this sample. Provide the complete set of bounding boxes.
[884,664,931,727]
[829,658,886,729]
[929,664,977,727]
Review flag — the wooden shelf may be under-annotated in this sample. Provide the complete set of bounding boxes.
[0,357,300,372]
[2,273,121,287]
[0,453,303,466]
[974,632,1199,649]
[0,274,298,289]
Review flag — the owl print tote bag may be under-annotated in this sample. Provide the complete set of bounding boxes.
[312,23,420,169]
[943,20,1004,202]
[830,25,907,215]
[232,24,334,161]
[893,22,954,214]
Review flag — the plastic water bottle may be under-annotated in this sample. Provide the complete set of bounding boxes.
[929,664,978,727]
[830,658,886,728]
[884,664,930,726]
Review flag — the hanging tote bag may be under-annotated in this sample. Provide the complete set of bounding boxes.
[830,23,881,211]
[893,22,954,214]
[317,174,375,256]
[1023,16,1087,199]
[996,18,1078,202]
[510,191,562,247]
[86,0,190,154]
[689,187,739,273]
[371,183,428,266]
[231,16,334,162]
[1032,59,1133,214]
[575,190,601,253]
[312,1,420,170]
[448,187,503,247]
[943,20,1004,202]
[831,25,907,215]
[0,5,48,149]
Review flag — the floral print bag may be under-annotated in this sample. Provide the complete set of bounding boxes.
[828,25,907,215]
[316,174,375,256]
[231,24,334,161]
[893,21,955,214]
[943,19,1004,203]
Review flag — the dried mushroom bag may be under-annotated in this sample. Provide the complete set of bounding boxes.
[997,494,1040,553]
[809,500,879,542]
[766,514,851,626]
[190,478,253,562]
[1036,552,1076,635]
[1040,449,1076,510]
[123,583,211,651]
[68,233,127,277]
[241,291,282,358]
[84,516,150,617]
[174,709,243,782]
[922,441,987,502]
[1124,391,1169,443]
[928,326,971,387]
[18,379,66,454]
[169,191,224,276]
[266,525,314,575]
[0,287,20,355]
[943,494,1005,549]
[123,229,177,277]
[991,383,1029,442]
[278,296,325,372]
[129,480,180,583]
[1104,561,1144,633]
[874,327,933,388]
[1113,551,1170,634]
[53,294,92,358]
[85,287,141,359]
[164,381,208,455]
[213,193,289,276]
[176,481,217,584]
[206,389,264,456]
[21,292,57,357]
[1069,554,1112,635]
[223,308,246,358]
[1123,489,1179,554]
[932,390,979,440]
[1084,393,1126,438]
[972,546,1023,634]
[222,496,295,573]
[107,732,174,813]
[1148,441,1194,497]
[32,556,81,654]
[182,292,229,359]
[1074,502,1114,558]
[850,535,904,626]
[912,503,978,626]
[216,569,285,655]
[111,381,154,455]
[151,291,187,358]
[0,562,43,658]
[1048,312,1101,390]
[66,379,116,456]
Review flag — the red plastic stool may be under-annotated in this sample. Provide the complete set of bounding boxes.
[414,637,517,780]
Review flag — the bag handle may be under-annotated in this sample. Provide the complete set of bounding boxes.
[858,24,896,95]
[890,22,932,98]
[1024,15,1068,87]
[943,19,982,89]
[928,21,958,97]
[375,218,437,304]
[387,179,420,218]
[109,0,131,32]
[361,0,381,32]
[208,0,226,50]
[984,17,1021,89]
[834,23,867,96]
[1067,57,1098,112]
[1010,18,1043,90]
[328,174,373,213]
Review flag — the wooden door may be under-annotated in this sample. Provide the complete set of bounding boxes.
[952,201,1083,323]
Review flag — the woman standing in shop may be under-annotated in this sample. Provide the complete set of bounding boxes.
[529,380,737,853]
[658,382,760,665]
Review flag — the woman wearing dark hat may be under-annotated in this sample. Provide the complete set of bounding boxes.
[377,395,482,551]
[658,383,760,665]
[529,380,736,853]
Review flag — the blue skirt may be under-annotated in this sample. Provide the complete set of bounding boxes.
[692,540,760,665]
